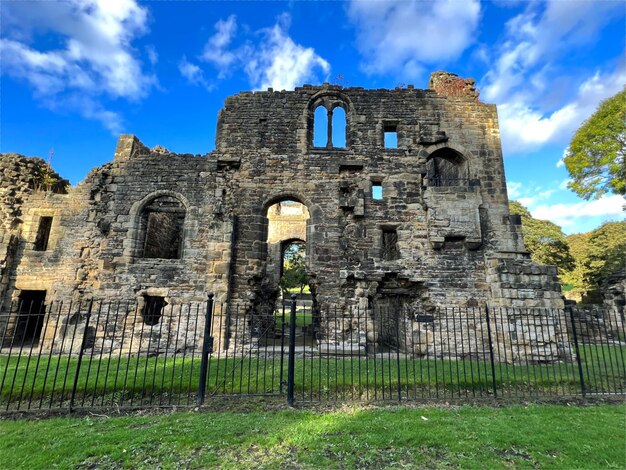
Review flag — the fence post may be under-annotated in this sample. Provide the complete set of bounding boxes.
[69,299,93,412]
[287,294,297,407]
[197,294,215,406]
[567,306,586,398]
[485,305,498,398]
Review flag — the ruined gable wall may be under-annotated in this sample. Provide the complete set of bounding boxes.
[214,83,532,311]
[2,77,558,314]
[72,135,232,304]
[0,155,75,307]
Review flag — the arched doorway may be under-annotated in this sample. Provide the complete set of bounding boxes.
[264,199,316,346]
[265,199,310,292]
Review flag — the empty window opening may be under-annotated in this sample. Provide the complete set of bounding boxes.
[311,100,348,149]
[331,106,347,148]
[384,124,398,148]
[142,296,166,326]
[427,148,466,186]
[381,228,399,261]
[140,196,186,259]
[372,182,383,200]
[313,106,328,147]
[15,290,47,343]
[34,216,53,251]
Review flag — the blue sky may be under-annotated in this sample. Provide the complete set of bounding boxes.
[1,0,624,234]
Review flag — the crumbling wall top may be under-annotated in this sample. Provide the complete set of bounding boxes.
[428,71,479,101]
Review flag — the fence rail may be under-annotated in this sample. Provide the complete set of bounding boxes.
[0,296,624,412]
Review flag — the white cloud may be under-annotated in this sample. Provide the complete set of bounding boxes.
[248,16,330,91]
[495,67,626,154]
[0,0,156,133]
[558,179,570,190]
[507,181,523,199]
[508,181,561,212]
[186,13,330,91]
[347,0,481,77]
[146,45,158,66]
[202,15,238,77]
[481,0,625,155]
[179,56,213,90]
[531,195,625,232]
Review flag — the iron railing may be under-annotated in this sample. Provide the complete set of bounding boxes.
[0,296,623,412]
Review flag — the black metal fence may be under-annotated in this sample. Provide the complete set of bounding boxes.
[0,296,624,412]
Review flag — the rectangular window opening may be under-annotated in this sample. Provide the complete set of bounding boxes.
[383,124,398,149]
[381,228,399,261]
[16,290,47,343]
[142,295,167,326]
[372,182,383,200]
[34,216,53,251]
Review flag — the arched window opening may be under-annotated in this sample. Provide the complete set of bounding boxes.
[139,195,186,259]
[426,148,467,187]
[313,106,328,147]
[331,106,346,148]
[310,96,350,149]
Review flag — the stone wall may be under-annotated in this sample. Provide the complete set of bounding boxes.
[603,268,626,317]
[0,71,567,361]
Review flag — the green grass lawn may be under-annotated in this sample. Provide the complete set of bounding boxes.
[0,404,624,469]
[1,343,624,410]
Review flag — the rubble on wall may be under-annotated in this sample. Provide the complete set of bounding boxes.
[428,71,480,101]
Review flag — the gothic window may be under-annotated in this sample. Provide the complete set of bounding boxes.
[139,195,186,259]
[313,106,328,147]
[310,96,349,149]
[331,106,346,148]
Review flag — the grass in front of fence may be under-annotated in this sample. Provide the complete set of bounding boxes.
[1,344,623,409]
[0,404,624,469]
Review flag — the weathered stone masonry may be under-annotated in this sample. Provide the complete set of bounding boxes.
[0,72,568,360]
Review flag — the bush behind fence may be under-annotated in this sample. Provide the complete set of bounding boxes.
[0,297,624,412]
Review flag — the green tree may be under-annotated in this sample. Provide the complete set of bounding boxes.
[509,201,574,274]
[561,221,626,298]
[280,243,308,295]
[564,88,626,199]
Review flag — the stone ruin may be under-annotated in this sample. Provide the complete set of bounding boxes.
[0,71,574,362]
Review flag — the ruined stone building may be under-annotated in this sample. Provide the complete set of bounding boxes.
[0,72,568,358]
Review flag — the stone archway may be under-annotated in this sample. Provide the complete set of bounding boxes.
[265,200,310,289]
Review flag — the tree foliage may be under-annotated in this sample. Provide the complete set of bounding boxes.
[280,243,308,294]
[561,221,626,297]
[509,201,574,274]
[564,88,626,199]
